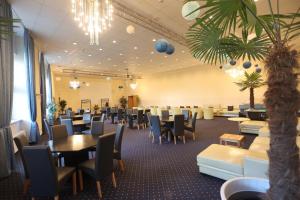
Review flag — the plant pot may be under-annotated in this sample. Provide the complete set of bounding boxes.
[220,177,269,200]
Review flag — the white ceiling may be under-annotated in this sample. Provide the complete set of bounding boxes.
[9,0,300,77]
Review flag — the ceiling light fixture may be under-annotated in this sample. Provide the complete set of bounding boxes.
[73,42,78,45]
[113,40,117,43]
[134,46,138,50]
[71,0,114,45]
[69,77,80,90]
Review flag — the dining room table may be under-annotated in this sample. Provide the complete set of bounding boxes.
[72,120,90,132]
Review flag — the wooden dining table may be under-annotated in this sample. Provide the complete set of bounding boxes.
[73,120,90,132]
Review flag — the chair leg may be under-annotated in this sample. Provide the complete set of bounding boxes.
[174,136,177,144]
[72,172,77,195]
[96,181,102,199]
[54,195,59,200]
[152,135,155,143]
[23,179,30,195]
[118,160,125,172]
[111,172,117,188]
[78,170,84,191]
[183,136,186,144]
[159,136,162,144]
[193,132,195,141]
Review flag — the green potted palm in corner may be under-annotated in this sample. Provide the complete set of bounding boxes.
[185,0,300,199]
[119,96,128,109]
[58,99,67,114]
[235,71,265,109]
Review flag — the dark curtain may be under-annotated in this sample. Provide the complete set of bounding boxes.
[39,52,47,133]
[0,0,15,178]
[24,28,40,143]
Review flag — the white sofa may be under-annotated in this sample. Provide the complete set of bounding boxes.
[203,107,214,120]
[239,120,267,134]
[258,119,300,137]
[214,108,240,117]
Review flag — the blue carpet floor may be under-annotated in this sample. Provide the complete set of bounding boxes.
[0,117,256,200]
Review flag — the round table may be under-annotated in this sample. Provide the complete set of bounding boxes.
[228,117,250,132]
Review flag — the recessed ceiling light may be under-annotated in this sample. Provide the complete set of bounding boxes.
[107,58,111,61]
[152,38,156,42]
[181,50,185,53]
[99,48,103,51]
[106,77,111,80]
[136,57,139,59]
[73,42,78,45]
[254,0,258,2]
[134,46,138,50]
[113,40,117,44]
[150,51,154,54]
[85,32,88,36]
[57,56,61,58]
[88,54,92,57]
[164,55,168,58]
[80,59,83,62]
[64,50,68,53]
[120,53,123,56]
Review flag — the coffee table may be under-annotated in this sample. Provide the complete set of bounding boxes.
[219,133,245,148]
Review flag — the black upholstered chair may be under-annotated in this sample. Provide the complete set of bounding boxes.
[60,119,75,135]
[78,109,84,115]
[43,118,52,140]
[182,109,190,121]
[83,113,91,121]
[172,114,186,144]
[151,115,168,144]
[114,124,125,172]
[106,107,111,119]
[143,110,150,128]
[147,112,153,138]
[100,113,105,122]
[23,146,77,200]
[13,133,30,194]
[51,125,68,141]
[184,112,197,141]
[116,109,125,124]
[92,115,101,122]
[82,121,104,135]
[78,133,116,199]
[161,110,169,119]
[133,110,144,130]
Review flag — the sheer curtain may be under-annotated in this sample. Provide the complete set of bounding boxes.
[0,0,15,178]
[39,52,47,133]
[24,28,40,143]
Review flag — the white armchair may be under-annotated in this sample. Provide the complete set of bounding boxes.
[203,107,214,120]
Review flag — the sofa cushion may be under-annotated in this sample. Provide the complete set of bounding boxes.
[243,150,269,179]
[197,144,249,175]
[240,120,267,129]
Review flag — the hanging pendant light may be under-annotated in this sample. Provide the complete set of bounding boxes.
[69,77,80,89]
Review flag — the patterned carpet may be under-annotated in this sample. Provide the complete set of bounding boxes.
[0,117,256,200]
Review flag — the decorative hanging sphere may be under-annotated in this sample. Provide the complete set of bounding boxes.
[182,1,200,21]
[256,67,262,73]
[126,25,135,34]
[155,39,169,53]
[243,61,252,69]
[166,44,175,55]
[229,59,236,66]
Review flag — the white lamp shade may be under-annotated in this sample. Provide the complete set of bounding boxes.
[182,1,200,21]
[126,25,135,34]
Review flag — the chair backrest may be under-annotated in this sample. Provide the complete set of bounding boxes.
[106,107,111,115]
[127,109,133,115]
[161,110,169,119]
[182,109,190,121]
[150,115,162,137]
[133,109,138,115]
[117,109,123,120]
[83,113,91,121]
[114,124,125,155]
[92,115,101,122]
[100,113,105,122]
[78,109,84,115]
[23,146,58,197]
[43,118,52,140]
[95,133,116,180]
[173,114,185,136]
[137,110,144,123]
[51,125,68,141]
[192,112,198,131]
[147,112,152,126]
[247,111,267,121]
[66,110,74,117]
[14,133,29,178]
[60,119,74,135]
[91,121,104,135]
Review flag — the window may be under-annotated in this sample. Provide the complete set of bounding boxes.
[11,27,30,122]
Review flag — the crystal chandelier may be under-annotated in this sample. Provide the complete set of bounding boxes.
[71,0,114,45]
[69,77,81,89]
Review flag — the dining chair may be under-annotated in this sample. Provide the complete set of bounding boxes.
[106,107,111,119]
[114,124,125,172]
[116,108,125,124]
[100,113,105,122]
[182,109,190,121]
[184,112,198,141]
[91,115,101,121]
[13,132,30,194]
[83,113,91,121]
[151,115,168,144]
[147,112,153,137]
[51,125,68,141]
[82,121,104,135]
[23,146,77,200]
[172,114,186,144]
[135,110,145,130]
[60,119,75,135]
[143,110,150,128]
[78,133,116,199]
[77,109,84,115]
[161,110,169,119]
[43,118,52,140]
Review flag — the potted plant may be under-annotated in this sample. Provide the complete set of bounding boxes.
[235,72,265,109]
[58,99,67,114]
[47,102,57,125]
[186,0,300,199]
[93,104,100,114]
[119,96,128,109]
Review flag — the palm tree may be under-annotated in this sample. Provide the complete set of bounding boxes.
[185,0,300,199]
[235,71,265,109]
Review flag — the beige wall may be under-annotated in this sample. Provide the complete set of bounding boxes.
[130,65,267,108]
[52,74,129,110]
